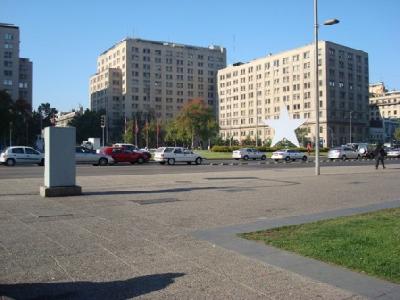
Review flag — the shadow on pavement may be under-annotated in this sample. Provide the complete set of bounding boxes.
[0,273,185,300]
[84,186,231,196]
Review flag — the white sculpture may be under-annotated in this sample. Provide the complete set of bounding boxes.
[264,106,306,147]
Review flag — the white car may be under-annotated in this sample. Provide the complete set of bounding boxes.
[271,149,308,162]
[328,146,360,160]
[75,146,114,165]
[232,148,267,160]
[0,146,44,166]
[386,148,400,158]
[154,147,202,165]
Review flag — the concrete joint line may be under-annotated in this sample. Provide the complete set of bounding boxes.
[192,200,400,300]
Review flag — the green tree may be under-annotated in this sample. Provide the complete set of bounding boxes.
[0,90,14,147]
[122,119,138,144]
[295,127,310,147]
[394,127,400,141]
[38,102,58,128]
[68,109,104,143]
[174,98,219,148]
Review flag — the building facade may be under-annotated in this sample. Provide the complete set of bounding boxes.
[369,82,400,142]
[217,41,369,147]
[89,38,226,140]
[55,106,84,127]
[0,23,32,107]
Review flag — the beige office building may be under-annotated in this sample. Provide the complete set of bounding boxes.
[217,41,369,147]
[89,38,226,139]
[0,23,32,107]
[369,82,400,142]
[369,82,400,120]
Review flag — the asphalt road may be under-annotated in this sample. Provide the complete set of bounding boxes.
[1,158,399,179]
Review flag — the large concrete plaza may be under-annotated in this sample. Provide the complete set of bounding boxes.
[1,164,400,299]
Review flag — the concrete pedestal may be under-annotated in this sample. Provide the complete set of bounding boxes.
[40,126,82,197]
[40,185,82,197]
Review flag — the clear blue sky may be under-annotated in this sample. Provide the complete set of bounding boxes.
[1,0,399,112]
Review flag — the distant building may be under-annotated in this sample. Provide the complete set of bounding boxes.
[89,38,226,140]
[0,23,33,107]
[55,106,84,127]
[369,82,400,142]
[217,41,369,147]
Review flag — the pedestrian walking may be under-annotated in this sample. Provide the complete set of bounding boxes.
[374,143,386,169]
[307,142,312,156]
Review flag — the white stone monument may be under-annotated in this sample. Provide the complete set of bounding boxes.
[40,127,82,197]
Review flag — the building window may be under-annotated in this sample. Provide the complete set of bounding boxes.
[4,33,13,40]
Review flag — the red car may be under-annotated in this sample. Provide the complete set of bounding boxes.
[101,147,148,164]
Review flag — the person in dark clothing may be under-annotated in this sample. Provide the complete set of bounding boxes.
[375,143,386,169]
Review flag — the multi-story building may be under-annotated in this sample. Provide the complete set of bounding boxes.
[369,82,400,142]
[55,106,84,127]
[217,41,369,147]
[0,23,32,107]
[89,38,226,139]
[369,83,400,120]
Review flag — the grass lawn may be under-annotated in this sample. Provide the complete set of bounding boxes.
[195,150,233,159]
[240,208,400,283]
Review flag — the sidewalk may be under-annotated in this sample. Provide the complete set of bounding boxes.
[1,165,399,299]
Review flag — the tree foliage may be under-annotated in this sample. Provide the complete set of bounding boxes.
[394,127,400,141]
[68,109,104,143]
[173,98,219,148]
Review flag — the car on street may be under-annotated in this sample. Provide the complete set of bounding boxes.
[0,146,44,166]
[75,146,114,166]
[113,143,151,160]
[347,143,375,158]
[328,146,360,160]
[154,147,203,165]
[232,148,267,160]
[271,149,308,162]
[101,147,149,164]
[386,148,400,158]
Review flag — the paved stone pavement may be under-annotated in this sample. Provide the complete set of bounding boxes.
[0,164,399,299]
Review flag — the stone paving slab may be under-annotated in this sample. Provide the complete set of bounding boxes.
[0,164,399,299]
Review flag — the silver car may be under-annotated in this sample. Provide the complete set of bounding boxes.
[387,148,400,158]
[75,146,114,166]
[232,148,267,160]
[271,149,308,162]
[0,146,44,166]
[328,146,360,160]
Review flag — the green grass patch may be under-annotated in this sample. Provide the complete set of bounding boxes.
[194,150,233,159]
[240,208,400,283]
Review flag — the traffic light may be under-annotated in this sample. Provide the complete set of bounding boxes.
[100,115,106,128]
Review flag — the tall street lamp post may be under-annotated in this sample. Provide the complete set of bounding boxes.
[314,0,339,175]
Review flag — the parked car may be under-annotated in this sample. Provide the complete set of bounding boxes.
[347,143,375,158]
[154,147,202,165]
[386,148,400,158]
[0,146,44,166]
[328,146,360,160]
[101,147,148,164]
[271,149,308,162]
[75,146,114,166]
[232,148,267,160]
[113,143,151,160]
